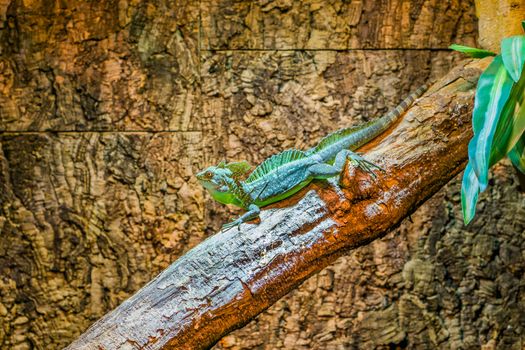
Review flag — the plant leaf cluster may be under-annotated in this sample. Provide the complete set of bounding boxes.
[451,21,525,224]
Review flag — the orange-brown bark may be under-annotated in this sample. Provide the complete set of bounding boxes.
[64,59,487,350]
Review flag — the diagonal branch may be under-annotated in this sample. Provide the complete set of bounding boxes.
[65,58,489,350]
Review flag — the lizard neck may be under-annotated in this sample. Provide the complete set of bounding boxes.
[208,188,244,208]
[219,177,249,208]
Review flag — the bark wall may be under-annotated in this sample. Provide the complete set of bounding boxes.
[0,1,523,349]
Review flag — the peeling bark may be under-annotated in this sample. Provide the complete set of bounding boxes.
[65,59,488,350]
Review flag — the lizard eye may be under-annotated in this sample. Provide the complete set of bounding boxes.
[205,171,213,178]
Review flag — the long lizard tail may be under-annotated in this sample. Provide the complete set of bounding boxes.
[373,83,430,134]
[308,82,431,156]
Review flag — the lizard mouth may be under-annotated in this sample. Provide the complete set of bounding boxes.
[197,176,221,191]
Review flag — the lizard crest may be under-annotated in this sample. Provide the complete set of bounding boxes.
[245,149,306,183]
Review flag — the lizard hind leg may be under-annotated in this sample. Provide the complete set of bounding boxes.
[334,149,383,179]
[307,163,341,179]
[222,204,261,231]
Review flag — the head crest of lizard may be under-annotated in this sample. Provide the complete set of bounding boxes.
[219,161,251,177]
[196,161,252,189]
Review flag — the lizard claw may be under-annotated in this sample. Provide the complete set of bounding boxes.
[349,155,383,178]
[221,204,261,232]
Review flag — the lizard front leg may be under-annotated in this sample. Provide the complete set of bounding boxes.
[222,204,261,230]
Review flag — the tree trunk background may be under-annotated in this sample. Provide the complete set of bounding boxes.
[0,1,523,350]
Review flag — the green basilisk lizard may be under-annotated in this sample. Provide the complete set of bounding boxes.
[197,84,430,230]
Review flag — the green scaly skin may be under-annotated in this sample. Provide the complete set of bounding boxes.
[196,84,430,230]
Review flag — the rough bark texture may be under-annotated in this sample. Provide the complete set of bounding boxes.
[0,1,524,350]
[64,61,488,350]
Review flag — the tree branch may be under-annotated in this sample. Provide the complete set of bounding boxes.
[65,58,489,350]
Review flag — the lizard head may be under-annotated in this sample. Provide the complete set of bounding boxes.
[196,165,232,192]
[196,160,252,190]
[196,161,252,206]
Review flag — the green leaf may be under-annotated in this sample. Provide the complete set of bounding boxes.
[509,131,525,174]
[461,163,480,225]
[522,21,525,33]
[489,70,525,165]
[449,44,497,58]
[501,36,525,82]
[468,55,514,191]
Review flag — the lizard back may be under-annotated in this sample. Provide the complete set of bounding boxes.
[245,149,307,184]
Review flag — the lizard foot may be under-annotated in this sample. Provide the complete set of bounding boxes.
[348,154,384,178]
[222,219,242,231]
[221,204,261,232]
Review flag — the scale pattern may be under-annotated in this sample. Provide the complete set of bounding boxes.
[307,123,373,155]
